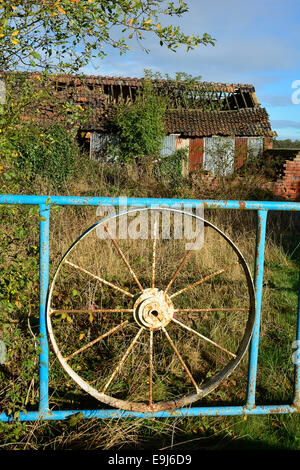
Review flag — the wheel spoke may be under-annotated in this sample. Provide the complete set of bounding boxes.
[104,224,144,293]
[170,261,239,299]
[102,327,144,393]
[171,317,236,358]
[64,259,134,298]
[149,328,154,406]
[164,228,204,295]
[164,249,192,295]
[152,220,158,289]
[64,320,129,361]
[161,326,200,393]
[51,308,134,314]
[174,308,248,313]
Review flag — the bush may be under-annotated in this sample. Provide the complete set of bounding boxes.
[17,124,77,187]
[155,148,187,182]
[110,80,167,162]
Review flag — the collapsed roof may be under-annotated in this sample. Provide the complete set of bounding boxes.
[0,72,276,137]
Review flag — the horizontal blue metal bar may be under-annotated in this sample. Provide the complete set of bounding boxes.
[0,404,299,422]
[0,194,299,211]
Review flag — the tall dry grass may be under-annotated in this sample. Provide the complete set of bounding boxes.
[1,156,299,450]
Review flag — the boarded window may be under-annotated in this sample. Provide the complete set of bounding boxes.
[176,137,190,177]
[160,135,177,157]
[204,136,235,176]
[90,133,119,161]
[248,137,263,161]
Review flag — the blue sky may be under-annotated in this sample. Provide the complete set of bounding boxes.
[82,0,300,140]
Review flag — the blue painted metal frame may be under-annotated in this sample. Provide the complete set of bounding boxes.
[0,194,299,421]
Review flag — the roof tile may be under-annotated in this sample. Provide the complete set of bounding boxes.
[0,71,274,136]
[164,108,275,137]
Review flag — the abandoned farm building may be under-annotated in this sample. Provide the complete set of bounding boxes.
[1,72,277,176]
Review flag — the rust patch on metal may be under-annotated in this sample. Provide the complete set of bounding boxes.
[133,288,174,330]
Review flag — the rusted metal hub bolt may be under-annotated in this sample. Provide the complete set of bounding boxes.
[133,288,174,330]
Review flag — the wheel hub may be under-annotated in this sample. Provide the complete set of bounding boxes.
[133,288,174,330]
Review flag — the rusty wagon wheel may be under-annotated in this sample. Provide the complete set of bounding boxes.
[46,207,255,412]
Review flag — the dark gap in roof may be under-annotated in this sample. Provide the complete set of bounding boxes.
[243,92,255,108]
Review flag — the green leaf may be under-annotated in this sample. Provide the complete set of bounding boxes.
[68,412,84,427]
[31,51,41,60]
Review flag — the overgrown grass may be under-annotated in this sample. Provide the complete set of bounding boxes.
[0,152,299,450]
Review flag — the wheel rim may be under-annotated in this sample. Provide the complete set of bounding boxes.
[46,207,256,412]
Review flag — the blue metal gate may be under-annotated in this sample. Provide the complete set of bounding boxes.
[0,194,299,421]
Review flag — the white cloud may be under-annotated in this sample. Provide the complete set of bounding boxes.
[261,95,294,107]
[272,120,300,129]
[81,0,300,140]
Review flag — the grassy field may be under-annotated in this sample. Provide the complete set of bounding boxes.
[0,157,299,451]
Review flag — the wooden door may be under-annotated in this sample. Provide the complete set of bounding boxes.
[189,138,204,171]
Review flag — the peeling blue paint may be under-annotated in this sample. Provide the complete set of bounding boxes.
[0,194,299,421]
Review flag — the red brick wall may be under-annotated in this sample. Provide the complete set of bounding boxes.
[273,152,300,200]
[234,137,248,170]
[263,137,273,150]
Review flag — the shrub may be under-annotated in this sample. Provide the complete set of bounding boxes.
[17,124,77,187]
[110,80,167,163]
[155,148,187,182]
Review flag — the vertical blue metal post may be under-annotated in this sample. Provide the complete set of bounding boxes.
[246,209,268,408]
[294,279,300,408]
[39,204,50,415]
